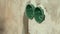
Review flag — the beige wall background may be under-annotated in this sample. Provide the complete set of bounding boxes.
[0,0,26,34]
[0,0,60,34]
[29,0,60,34]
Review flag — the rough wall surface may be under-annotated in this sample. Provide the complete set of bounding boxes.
[0,0,26,34]
[29,0,60,34]
[0,0,60,34]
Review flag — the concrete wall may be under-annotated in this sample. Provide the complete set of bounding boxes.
[29,0,60,34]
[0,0,60,34]
[0,0,26,34]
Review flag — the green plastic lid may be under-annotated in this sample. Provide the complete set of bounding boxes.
[34,7,45,23]
[25,4,35,19]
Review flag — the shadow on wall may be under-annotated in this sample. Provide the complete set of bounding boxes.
[0,17,5,34]
[23,12,29,34]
